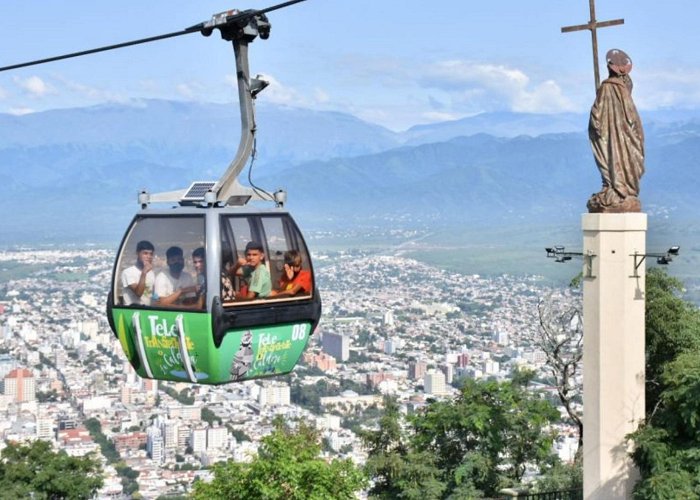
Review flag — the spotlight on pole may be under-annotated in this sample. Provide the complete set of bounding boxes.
[631,246,680,277]
[545,245,595,277]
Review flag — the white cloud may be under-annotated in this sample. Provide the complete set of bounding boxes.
[634,67,700,110]
[419,60,576,114]
[225,73,330,108]
[13,75,54,97]
[8,107,35,115]
[420,111,462,123]
[313,88,330,104]
[176,83,195,99]
[62,78,125,102]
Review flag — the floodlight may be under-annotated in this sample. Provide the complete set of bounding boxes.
[668,246,680,256]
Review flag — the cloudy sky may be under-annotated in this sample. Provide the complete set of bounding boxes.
[0,0,698,130]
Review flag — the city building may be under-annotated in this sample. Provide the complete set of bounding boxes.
[4,367,35,402]
[258,383,291,406]
[322,332,350,362]
[439,363,454,385]
[207,426,228,450]
[147,427,164,463]
[408,360,427,381]
[190,427,207,454]
[424,371,447,396]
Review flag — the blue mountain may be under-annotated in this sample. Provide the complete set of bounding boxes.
[1,100,699,244]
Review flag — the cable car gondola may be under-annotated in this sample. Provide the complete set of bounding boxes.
[0,2,322,384]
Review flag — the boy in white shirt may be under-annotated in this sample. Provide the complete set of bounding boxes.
[121,240,155,306]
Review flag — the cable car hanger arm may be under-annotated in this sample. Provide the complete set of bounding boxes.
[0,0,307,73]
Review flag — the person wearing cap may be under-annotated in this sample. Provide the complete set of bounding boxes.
[588,48,645,213]
[231,241,271,300]
[121,240,156,306]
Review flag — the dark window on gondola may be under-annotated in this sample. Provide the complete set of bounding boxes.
[115,216,206,310]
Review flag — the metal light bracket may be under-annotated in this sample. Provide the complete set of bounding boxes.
[545,246,597,279]
[630,246,680,278]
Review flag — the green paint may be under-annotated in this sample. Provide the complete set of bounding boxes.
[112,308,311,384]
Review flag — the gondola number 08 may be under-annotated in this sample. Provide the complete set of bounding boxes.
[292,324,308,341]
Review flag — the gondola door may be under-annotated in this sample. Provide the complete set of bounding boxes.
[213,212,317,382]
[109,214,215,383]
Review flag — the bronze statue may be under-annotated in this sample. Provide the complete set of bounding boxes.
[587,49,645,213]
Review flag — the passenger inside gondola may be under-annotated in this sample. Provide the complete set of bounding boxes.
[231,241,272,300]
[269,250,312,298]
[192,247,207,309]
[153,246,199,307]
[121,240,156,306]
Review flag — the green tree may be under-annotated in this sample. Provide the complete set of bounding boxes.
[0,440,103,499]
[410,371,560,497]
[361,397,445,499]
[191,419,366,500]
[644,268,700,413]
[628,269,700,497]
[630,351,700,497]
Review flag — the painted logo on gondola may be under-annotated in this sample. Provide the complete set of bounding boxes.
[112,307,311,384]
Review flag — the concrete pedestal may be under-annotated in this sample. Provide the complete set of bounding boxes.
[582,213,646,499]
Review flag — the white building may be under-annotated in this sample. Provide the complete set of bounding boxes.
[162,420,180,450]
[147,427,164,463]
[424,371,447,396]
[190,427,207,454]
[207,426,228,450]
[36,415,55,440]
[493,329,509,346]
[483,359,500,375]
[383,310,395,327]
[259,383,291,406]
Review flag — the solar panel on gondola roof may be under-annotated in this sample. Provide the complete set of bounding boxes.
[182,181,217,202]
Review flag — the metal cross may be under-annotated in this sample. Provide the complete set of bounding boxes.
[561,0,624,91]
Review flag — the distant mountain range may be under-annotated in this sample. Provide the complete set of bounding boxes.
[1,99,700,244]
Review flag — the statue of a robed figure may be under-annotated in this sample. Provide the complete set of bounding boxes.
[587,49,645,213]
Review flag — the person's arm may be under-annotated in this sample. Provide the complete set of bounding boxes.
[154,286,192,306]
[127,263,152,298]
[237,265,270,300]
[273,269,311,298]
[233,256,247,276]
[153,274,198,307]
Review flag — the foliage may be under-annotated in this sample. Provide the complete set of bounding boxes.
[84,418,140,494]
[290,378,373,415]
[630,352,700,497]
[228,427,251,443]
[191,418,366,500]
[201,406,222,426]
[361,397,445,499]
[36,388,60,403]
[161,384,195,405]
[628,269,700,497]
[530,459,582,493]
[0,440,103,499]
[409,371,560,497]
[84,417,120,463]
[644,268,700,413]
